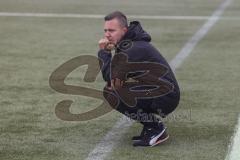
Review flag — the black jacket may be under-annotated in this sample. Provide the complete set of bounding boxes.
[98,21,180,113]
[98,21,180,115]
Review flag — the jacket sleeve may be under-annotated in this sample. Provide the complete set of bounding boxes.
[98,49,112,82]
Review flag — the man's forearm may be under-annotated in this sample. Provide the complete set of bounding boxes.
[98,49,112,82]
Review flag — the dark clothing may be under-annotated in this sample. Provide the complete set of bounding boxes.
[98,21,180,127]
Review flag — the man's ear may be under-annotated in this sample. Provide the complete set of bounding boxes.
[123,27,128,33]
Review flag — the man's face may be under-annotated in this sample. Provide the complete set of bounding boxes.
[104,18,127,44]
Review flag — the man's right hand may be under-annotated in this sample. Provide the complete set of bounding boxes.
[98,38,115,51]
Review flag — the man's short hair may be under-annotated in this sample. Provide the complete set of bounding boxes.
[104,11,128,28]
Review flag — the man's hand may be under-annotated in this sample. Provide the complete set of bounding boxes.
[98,38,115,51]
[105,78,123,91]
[111,78,124,90]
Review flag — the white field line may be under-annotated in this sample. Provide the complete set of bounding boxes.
[170,0,233,69]
[85,0,232,159]
[0,12,239,20]
[225,115,240,160]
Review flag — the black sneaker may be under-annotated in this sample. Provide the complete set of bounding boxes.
[132,122,165,142]
[133,127,169,147]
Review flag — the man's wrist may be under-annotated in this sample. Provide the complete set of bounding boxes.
[99,49,112,54]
